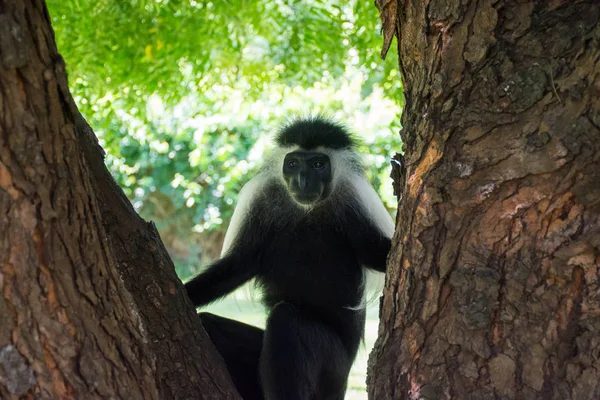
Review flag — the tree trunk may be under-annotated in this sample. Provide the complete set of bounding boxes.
[369,1,600,399]
[0,1,239,398]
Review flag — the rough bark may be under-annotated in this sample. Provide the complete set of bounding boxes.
[0,1,239,398]
[369,1,600,399]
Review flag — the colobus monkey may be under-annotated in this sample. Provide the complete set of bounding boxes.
[185,117,394,400]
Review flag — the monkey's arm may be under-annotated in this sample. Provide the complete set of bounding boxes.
[348,211,392,273]
[348,177,394,272]
[185,253,257,307]
[356,233,391,273]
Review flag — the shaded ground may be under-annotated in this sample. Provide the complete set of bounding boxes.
[204,295,379,399]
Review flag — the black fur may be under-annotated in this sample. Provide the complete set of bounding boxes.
[185,119,390,400]
[200,313,264,400]
[275,117,357,150]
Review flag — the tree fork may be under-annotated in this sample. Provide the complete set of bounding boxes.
[370,1,600,399]
[0,1,239,398]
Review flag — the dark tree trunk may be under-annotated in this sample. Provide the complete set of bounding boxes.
[369,1,600,399]
[0,1,239,398]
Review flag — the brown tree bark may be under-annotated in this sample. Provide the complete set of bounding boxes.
[369,1,600,399]
[0,1,239,398]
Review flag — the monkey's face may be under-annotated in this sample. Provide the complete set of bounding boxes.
[283,151,332,206]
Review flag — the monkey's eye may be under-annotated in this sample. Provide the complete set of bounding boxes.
[288,160,299,168]
[312,161,326,169]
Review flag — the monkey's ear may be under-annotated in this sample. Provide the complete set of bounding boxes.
[350,175,395,238]
[221,174,269,256]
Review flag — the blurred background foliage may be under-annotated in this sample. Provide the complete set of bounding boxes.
[47,0,402,281]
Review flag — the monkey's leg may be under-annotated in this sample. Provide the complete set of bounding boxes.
[259,303,351,400]
[199,312,264,400]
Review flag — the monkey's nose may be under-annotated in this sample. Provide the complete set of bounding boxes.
[297,172,307,190]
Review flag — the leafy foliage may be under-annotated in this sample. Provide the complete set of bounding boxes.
[47,0,402,277]
[49,0,399,109]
